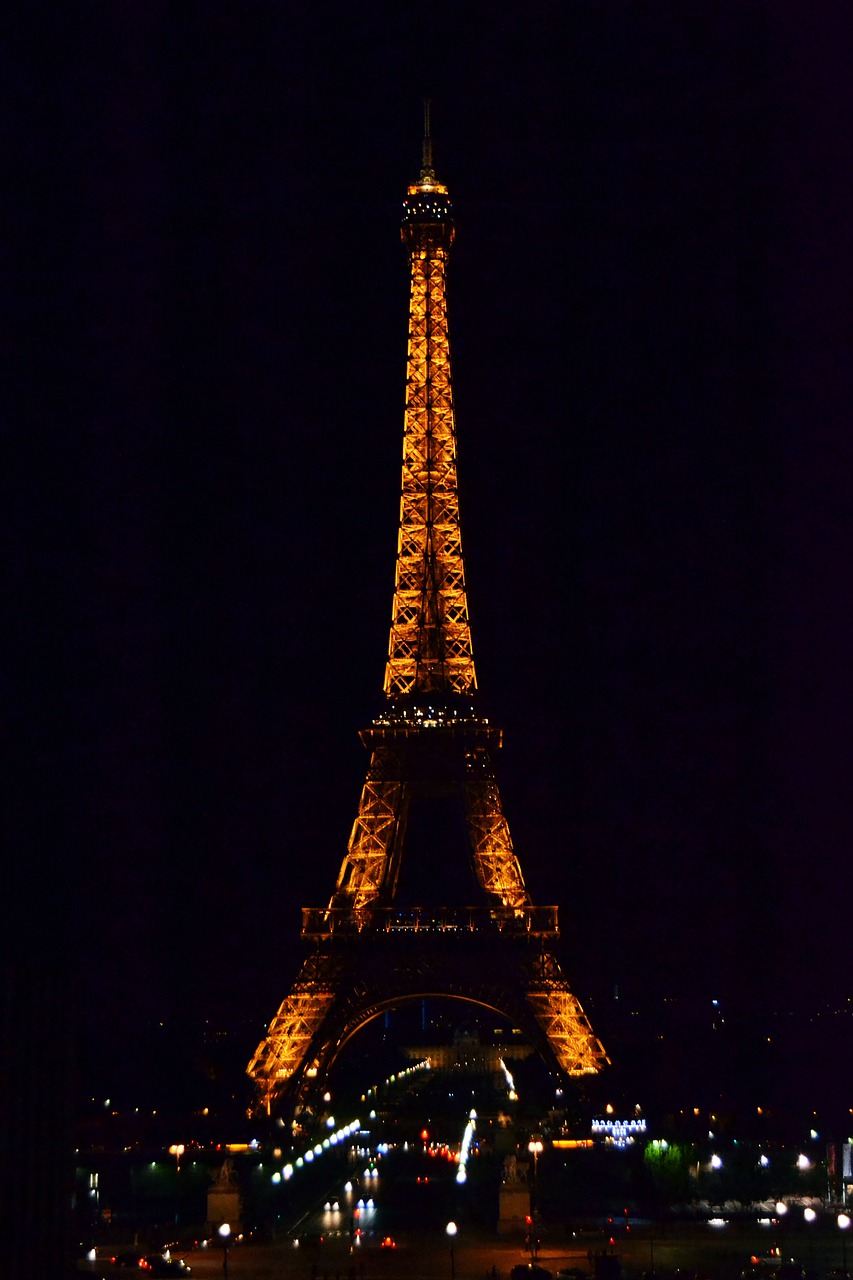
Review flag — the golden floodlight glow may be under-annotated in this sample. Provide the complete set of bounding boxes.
[246,111,607,1114]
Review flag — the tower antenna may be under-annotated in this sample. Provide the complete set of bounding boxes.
[421,97,434,178]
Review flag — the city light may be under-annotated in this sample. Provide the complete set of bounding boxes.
[839,1214,851,1273]
[447,1220,458,1280]
[457,1110,477,1184]
[273,1119,361,1187]
[499,1059,517,1100]
[218,1220,231,1276]
[592,1117,647,1148]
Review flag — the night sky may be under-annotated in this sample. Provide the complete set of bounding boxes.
[7,4,853,1105]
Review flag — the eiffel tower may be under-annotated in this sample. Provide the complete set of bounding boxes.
[247,108,608,1116]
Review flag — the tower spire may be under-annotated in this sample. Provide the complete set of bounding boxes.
[421,97,434,181]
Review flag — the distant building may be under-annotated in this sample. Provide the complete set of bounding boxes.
[403,1024,534,1072]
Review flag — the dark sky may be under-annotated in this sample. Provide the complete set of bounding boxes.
[7,3,853,1096]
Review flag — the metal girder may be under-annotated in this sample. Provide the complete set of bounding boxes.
[524,952,610,1076]
[465,760,530,912]
[328,727,531,918]
[246,954,342,1114]
[385,240,476,699]
[332,746,408,910]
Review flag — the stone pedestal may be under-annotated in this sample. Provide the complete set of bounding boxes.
[207,1185,241,1232]
[498,1185,530,1234]
[207,1159,242,1234]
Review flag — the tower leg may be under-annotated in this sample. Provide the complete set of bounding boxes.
[247,953,342,1112]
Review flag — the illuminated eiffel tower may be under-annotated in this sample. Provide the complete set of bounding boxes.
[248,109,608,1116]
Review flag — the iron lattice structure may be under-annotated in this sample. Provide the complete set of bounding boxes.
[248,114,608,1115]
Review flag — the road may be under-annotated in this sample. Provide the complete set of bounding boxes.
[143,1218,852,1280]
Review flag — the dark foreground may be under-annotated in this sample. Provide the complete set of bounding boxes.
[77,1220,851,1280]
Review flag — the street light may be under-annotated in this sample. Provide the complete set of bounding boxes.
[169,1146,185,1227]
[776,1202,788,1263]
[804,1207,817,1272]
[528,1139,544,1262]
[528,1142,544,1211]
[838,1213,850,1276]
[446,1221,457,1280]
[218,1223,231,1280]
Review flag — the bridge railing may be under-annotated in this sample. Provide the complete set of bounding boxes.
[301,904,559,938]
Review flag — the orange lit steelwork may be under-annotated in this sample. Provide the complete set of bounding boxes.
[248,107,607,1115]
[385,138,473,701]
